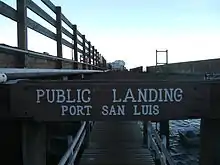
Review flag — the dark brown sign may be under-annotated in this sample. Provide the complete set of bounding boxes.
[10,80,210,121]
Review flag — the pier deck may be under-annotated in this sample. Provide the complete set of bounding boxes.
[79,121,155,165]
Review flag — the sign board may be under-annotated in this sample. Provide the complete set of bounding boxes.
[10,80,210,121]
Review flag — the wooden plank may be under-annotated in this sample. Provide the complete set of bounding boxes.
[0,1,17,21]
[79,122,155,165]
[27,0,56,27]
[77,39,83,47]
[61,26,73,39]
[41,0,56,13]
[27,17,56,40]
[61,13,73,30]
[27,17,73,49]
[76,30,83,38]
[9,80,210,121]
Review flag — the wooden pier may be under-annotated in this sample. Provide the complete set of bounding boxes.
[1,0,220,165]
[79,122,155,165]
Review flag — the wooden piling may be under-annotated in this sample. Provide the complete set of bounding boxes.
[22,121,47,165]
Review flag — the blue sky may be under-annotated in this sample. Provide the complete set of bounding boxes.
[0,0,220,69]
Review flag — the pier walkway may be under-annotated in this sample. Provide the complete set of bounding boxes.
[79,121,155,165]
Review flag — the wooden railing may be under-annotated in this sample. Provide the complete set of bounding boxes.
[58,121,94,165]
[0,0,107,69]
[146,122,176,165]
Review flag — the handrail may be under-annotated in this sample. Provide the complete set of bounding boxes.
[0,68,106,83]
[147,121,176,165]
[58,122,86,165]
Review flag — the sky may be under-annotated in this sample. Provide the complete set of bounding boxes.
[0,0,220,69]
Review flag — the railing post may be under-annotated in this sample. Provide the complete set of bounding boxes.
[82,35,86,69]
[159,120,170,148]
[84,122,90,148]
[92,46,95,69]
[147,122,151,149]
[143,121,148,148]
[94,49,97,69]
[17,0,27,68]
[55,6,62,69]
[88,41,91,70]
[73,25,78,69]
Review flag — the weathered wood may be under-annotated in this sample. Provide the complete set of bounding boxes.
[1,0,107,69]
[41,0,56,13]
[159,120,170,148]
[92,46,95,66]
[143,121,148,147]
[73,25,78,69]
[10,80,210,121]
[56,6,62,69]
[22,121,46,165]
[79,121,155,165]
[0,1,17,21]
[0,121,22,164]
[82,35,86,69]
[17,0,27,67]
[130,66,143,72]
[199,118,220,165]
[27,17,56,40]
[88,41,92,69]
[27,0,56,26]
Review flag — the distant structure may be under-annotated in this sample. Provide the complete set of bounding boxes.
[109,60,126,70]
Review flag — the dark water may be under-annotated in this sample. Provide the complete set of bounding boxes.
[169,119,200,165]
[139,119,200,165]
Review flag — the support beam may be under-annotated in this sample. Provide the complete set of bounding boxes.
[159,120,170,148]
[199,119,220,165]
[22,121,46,165]
[143,121,148,147]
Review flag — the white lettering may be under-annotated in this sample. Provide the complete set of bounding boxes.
[133,104,160,116]
[61,105,68,116]
[123,88,136,102]
[60,105,92,116]
[36,89,45,103]
[81,89,91,103]
[148,89,158,102]
[112,89,122,103]
[56,89,65,103]
[164,88,174,102]
[137,89,148,102]
[174,88,183,102]
[101,105,125,116]
[133,105,141,115]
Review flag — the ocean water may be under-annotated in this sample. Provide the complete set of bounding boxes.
[140,119,200,165]
[169,119,200,165]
